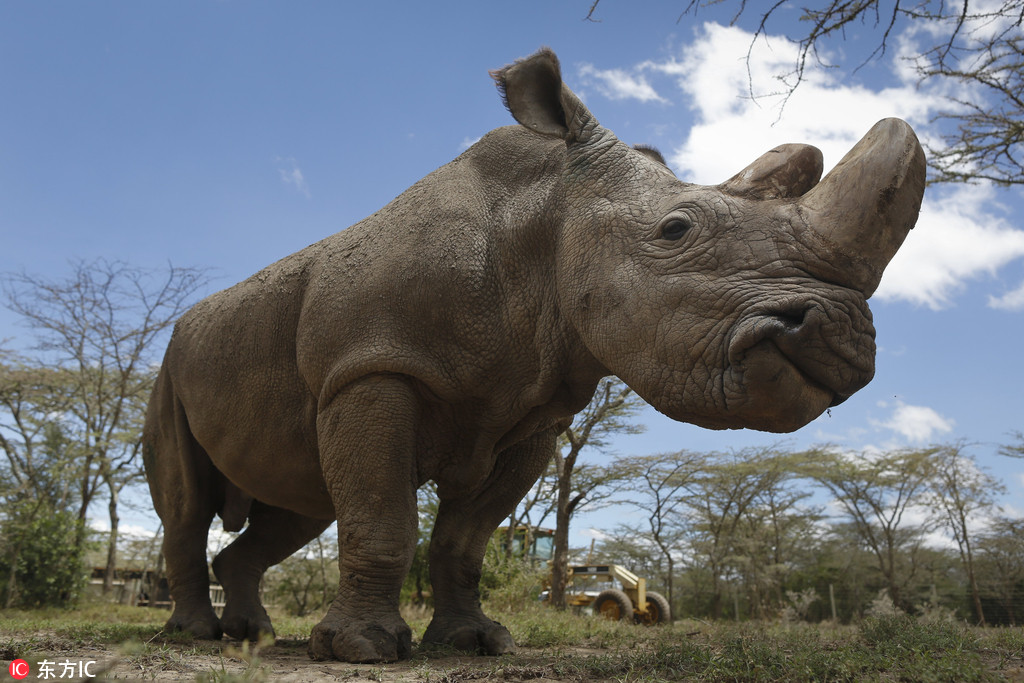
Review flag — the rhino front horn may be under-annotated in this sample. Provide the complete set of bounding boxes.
[798,118,927,297]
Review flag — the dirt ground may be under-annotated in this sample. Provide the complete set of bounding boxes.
[8,611,1022,682]
[58,636,1024,683]
[66,638,600,682]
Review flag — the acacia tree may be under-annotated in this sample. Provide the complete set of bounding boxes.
[1000,431,1024,459]
[588,0,1024,186]
[0,358,89,607]
[548,377,645,610]
[680,447,793,619]
[730,462,821,618]
[975,516,1024,624]
[798,447,938,613]
[613,451,705,617]
[0,359,80,510]
[924,442,1005,624]
[593,529,666,579]
[2,260,209,593]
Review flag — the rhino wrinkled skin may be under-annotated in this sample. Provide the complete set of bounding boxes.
[143,48,925,663]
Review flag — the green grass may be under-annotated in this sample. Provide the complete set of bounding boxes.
[1,601,1020,681]
[493,607,1016,682]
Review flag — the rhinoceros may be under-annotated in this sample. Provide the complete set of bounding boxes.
[143,48,925,663]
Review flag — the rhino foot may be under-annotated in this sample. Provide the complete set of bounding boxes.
[220,607,275,644]
[421,617,515,656]
[308,617,412,663]
[164,610,222,640]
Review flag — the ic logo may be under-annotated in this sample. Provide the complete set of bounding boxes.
[8,659,29,680]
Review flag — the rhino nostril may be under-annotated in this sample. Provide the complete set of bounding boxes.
[763,303,816,336]
[771,309,807,330]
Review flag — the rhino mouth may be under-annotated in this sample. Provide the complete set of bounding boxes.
[725,302,875,426]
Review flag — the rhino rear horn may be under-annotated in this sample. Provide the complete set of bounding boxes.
[720,144,823,200]
[491,48,600,145]
[798,118,926,297]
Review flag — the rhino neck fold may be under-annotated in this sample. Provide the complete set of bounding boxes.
[462,126,610,403]
[564,127,620,185]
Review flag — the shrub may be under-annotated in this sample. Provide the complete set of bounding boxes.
[0,505,88,608]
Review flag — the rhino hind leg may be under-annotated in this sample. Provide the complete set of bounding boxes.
[144,370,222,640]
[422,428,558,655]
[161,520,221,640]
[307,375,421,663]
[212,501,332,643]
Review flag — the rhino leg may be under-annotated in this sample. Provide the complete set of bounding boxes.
[307,375,420,663]
[422,427,557,655]
[160,520,221,640]
[144,371,222,640]
[212,501,332,643]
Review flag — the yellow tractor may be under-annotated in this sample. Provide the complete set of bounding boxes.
[498,526,670,625]
[563,563,671,625]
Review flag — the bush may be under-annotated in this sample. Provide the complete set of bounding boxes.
[0,505,88,608]
[264,545,339,617]
[479,535,547,612]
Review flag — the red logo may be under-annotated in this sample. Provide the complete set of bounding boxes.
[8,659,29,680]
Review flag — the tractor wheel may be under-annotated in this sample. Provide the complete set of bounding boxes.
[593,589,633,622]
[634,591,671,625]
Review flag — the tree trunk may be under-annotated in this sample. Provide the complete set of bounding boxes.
[103,486,120,595]
[710,572,724,620]
[965,548,985,625]
[4,547,19,608]
[504,518,517,560]
[549,475,572,610]
[654,537,675,622]
[665,555,675,622]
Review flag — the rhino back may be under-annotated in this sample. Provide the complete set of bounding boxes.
[164,127,589,509]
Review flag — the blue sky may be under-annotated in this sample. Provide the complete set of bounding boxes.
[1,2,1022,541]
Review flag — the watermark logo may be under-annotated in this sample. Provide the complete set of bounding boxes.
[8,660,29,680]
[8,660,98,680]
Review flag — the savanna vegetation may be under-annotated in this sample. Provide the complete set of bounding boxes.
[2,262,1023,681]
[2,596,1023,681]
[262,430,1024,628]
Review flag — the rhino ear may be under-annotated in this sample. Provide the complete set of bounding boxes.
[634,144,669,167]
[491,48,598,144]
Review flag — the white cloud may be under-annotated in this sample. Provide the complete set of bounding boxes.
[661,23,941,183]
[276,156,311,199]
[989,280,1024,311]
[459,136,482,152]
[874,401,954,442]
[876,185,1024,309]
[578,63,666,103]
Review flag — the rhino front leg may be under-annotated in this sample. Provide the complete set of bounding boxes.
[213,501,332,642]
[423,428,557,655]
[307,375,420,663]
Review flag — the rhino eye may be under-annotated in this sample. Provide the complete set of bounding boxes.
[661,217,692,241]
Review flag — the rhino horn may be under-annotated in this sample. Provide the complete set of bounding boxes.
[797,118,927,297]
[720,143,823,200]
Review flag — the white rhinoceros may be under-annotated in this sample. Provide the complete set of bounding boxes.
[143,48,925,663]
